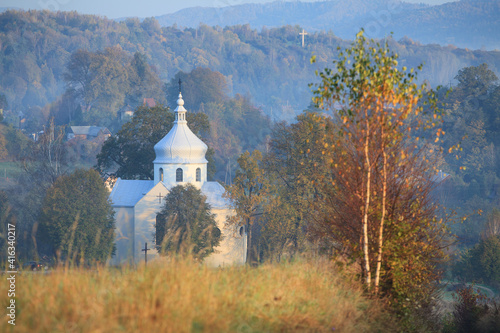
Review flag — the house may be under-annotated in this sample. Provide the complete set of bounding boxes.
[67,126,111,141]
[117,104,135,121]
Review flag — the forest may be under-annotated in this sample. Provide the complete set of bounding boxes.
[0,9,500,125]
[0,8,499,333]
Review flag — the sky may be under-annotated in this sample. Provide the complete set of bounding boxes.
[1,0,451,19]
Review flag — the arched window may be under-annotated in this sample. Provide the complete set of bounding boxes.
[159,168,164,182]
[196,168,201,182]
[176,168,183,182]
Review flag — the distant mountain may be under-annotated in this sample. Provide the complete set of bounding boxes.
[155,0,500,50]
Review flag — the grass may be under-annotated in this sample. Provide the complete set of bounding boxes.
[1,258,392,332]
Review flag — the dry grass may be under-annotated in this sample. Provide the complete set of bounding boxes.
[2,258,392,332]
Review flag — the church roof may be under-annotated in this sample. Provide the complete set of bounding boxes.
[201,181,231,209]
[110,177,230,209]
[109,178,154,207]
[68,126,111,137]
[153,92,208,164]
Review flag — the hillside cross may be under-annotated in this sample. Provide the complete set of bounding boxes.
[299,29,308,47]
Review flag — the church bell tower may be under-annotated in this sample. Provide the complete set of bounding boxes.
[152,82,208,189]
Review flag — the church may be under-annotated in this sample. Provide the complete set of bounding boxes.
[109,91,247,266]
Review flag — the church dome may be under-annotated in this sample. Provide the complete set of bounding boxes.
[153,93,208,164]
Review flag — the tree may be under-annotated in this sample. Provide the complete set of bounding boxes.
[63,49,98,113]
[126,52,164,107]
[96,104,211,180]
[455,63,498,98]
[155,184,220,260]
[6,119,69,259]
[260,112,334,261]
[311,29,449,302]
[225,150,267,263]
[165,68,228,111]
[38,169,115,262]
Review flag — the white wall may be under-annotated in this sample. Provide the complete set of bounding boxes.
[111,206,134,265]
[205,208,247,267]
[134,182,168,262]
[154,163,207,189]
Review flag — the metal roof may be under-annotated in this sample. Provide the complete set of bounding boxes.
[109,178,155,207]
[201,181,231,209]
[153,93,208,164]
[69,126,111,137]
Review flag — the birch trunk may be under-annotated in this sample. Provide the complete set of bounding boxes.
[363,118,372,289]
[374,141,387,295]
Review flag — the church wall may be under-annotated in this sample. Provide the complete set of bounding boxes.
[133,182,168,262]
[154,163,207,189]
[111,206,134,265]
[205,208,247,267]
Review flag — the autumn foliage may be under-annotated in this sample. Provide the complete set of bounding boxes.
[309,30,451,307]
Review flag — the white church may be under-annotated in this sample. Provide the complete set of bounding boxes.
[109,91,247,266]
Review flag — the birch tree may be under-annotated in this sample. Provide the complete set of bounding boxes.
[311,30,449,297]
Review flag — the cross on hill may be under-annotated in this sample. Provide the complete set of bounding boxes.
[299,29,308,47]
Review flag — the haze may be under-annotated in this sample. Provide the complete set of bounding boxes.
[3,0,451,19]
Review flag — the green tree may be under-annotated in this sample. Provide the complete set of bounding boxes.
[38,169,115,262]
[260,112,334,261]
[96,104,211,180]
[63,49,99,113]
[126,52,164,107]
[165,68,228,111]
[155,184,220,260]
[454,233,500,287]
[225,150,267,264]
[64,47,130,125]
[8,120,69,259]
[455,63,498,98]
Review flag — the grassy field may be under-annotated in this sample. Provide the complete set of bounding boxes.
[1,258,392,332]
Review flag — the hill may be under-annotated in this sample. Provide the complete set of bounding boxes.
[155,0,500,50]
[1,9,500,122]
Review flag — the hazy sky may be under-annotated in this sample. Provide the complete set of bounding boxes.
[2,0,452,19]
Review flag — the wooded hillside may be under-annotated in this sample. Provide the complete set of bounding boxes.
[1,9,500,122]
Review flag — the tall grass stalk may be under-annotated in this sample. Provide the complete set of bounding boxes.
[2,258,392,332]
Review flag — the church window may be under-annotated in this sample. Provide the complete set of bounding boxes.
[176,168,183,182]
[196,168,201,182]
[159,168,164,182]
[239,226,244,236]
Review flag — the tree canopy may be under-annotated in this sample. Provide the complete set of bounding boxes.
[155,184,220,260]
[165,67,228,110]
[1,9,499,127]
[38,169,115,262]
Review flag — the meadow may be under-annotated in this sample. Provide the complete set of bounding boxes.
[1,258,392,332]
